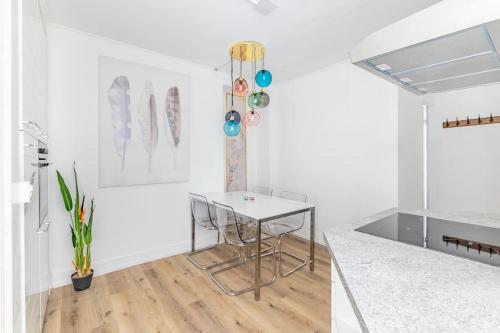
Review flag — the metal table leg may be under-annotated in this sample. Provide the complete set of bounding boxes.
[255,219,261,301]
[310,207,315,271]
[191,208,195,252]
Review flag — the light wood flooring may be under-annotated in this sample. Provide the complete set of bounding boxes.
[43,236,331,333]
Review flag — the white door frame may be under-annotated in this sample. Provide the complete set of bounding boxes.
[0,0,14,329]
[1,0,20,331]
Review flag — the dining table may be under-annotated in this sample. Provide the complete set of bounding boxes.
[190,191,316,301]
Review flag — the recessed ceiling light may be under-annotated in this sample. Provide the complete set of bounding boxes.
[376,64,391,71]
[400,77,413,83]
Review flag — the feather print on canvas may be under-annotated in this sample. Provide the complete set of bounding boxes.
[99,56,190,187]
[138,80,158,172]
[107,76,131,172]
[164,86,181,169]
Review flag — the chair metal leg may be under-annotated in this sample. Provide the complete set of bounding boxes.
[186,232,242,270]
[210,244,277,296]
[247,240,274,260]
[277,235,307,277]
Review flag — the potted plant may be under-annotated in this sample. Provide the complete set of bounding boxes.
[56,163,96,291]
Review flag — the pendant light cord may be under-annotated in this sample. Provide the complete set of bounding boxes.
[230,48,234,108]
[239,46,243,78]
[252,47,256,93]
[262,48,265,69]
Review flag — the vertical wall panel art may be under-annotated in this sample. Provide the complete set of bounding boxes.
[224,86,247,191]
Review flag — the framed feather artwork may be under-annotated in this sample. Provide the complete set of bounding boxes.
[224,86,247,192]
[99,56,190,187]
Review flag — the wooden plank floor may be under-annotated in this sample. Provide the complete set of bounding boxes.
[43,237,331,333]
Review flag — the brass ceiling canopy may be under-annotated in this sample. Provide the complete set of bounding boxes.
[228,41,266,62]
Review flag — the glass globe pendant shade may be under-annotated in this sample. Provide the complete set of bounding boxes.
[258,91,270,108]
[225,110,241,123]
[248,92,263,109]
[256,69,272,88]
[224,120,241,136]
[243,110,261,126]
[233,78,249,96]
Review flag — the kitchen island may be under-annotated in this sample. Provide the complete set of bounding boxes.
[324,208,500,333]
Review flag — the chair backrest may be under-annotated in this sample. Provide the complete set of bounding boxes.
[212,201,247,245]
[252,186,273,196]
[274,190,307,228]
[189,192,217,229]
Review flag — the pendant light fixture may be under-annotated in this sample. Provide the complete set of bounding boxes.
[224,41,272,135]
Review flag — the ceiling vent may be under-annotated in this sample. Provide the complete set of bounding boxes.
[246,0,277,15]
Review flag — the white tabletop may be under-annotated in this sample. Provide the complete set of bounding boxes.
[201,191,314,222]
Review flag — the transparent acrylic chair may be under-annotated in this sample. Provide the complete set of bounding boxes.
[210,201,277,296]
[252,185,273,196]
[186,193,241,270]
[245,186,274,257]
[262,191,308,277]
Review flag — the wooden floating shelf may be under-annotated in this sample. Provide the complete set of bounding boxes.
[443,114,500,128]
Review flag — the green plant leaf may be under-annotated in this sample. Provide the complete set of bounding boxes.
[84,199,95,245]
[73,162,80,232]
[85,246,91,274]
[69,225,76,248]
[56,170,72,212]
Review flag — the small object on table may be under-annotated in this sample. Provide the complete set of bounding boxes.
[249,196,255,201]
[244,195,249,200]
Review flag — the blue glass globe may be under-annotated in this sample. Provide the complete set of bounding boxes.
[224,120,240,136]
[225,110,241,123]
[256,69,272,88]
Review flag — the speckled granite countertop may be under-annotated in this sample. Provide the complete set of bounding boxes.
[323,208,500,333]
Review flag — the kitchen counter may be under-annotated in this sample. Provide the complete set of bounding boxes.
[324,208,500,333]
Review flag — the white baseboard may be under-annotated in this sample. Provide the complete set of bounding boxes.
[51,236,215,289]
[51,231,323,289]
[294,229,326,246]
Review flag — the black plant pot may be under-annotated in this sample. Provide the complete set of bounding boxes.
[71,269,93,291]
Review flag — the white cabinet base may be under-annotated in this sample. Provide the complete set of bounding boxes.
[332,260,363,333]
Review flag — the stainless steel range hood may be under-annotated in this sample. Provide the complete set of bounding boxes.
[350,0,500,95]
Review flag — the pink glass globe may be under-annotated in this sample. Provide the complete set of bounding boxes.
[233,78,249,96]
[243,110,261,126]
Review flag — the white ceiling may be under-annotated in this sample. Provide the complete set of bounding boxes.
[47,0,441,81]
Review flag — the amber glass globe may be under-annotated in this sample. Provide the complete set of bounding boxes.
[243,110,261,126]
[233,78,249,96]
[258,91,270,108]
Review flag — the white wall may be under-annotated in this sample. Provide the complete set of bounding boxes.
[47,25,232,287]
[398,83,500,215]
[247,108,271,189]
[398,88,424,209]
[426,84,500,214]
[268,60,399,243]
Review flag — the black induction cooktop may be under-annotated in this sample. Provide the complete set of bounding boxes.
[356,213,500,268]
